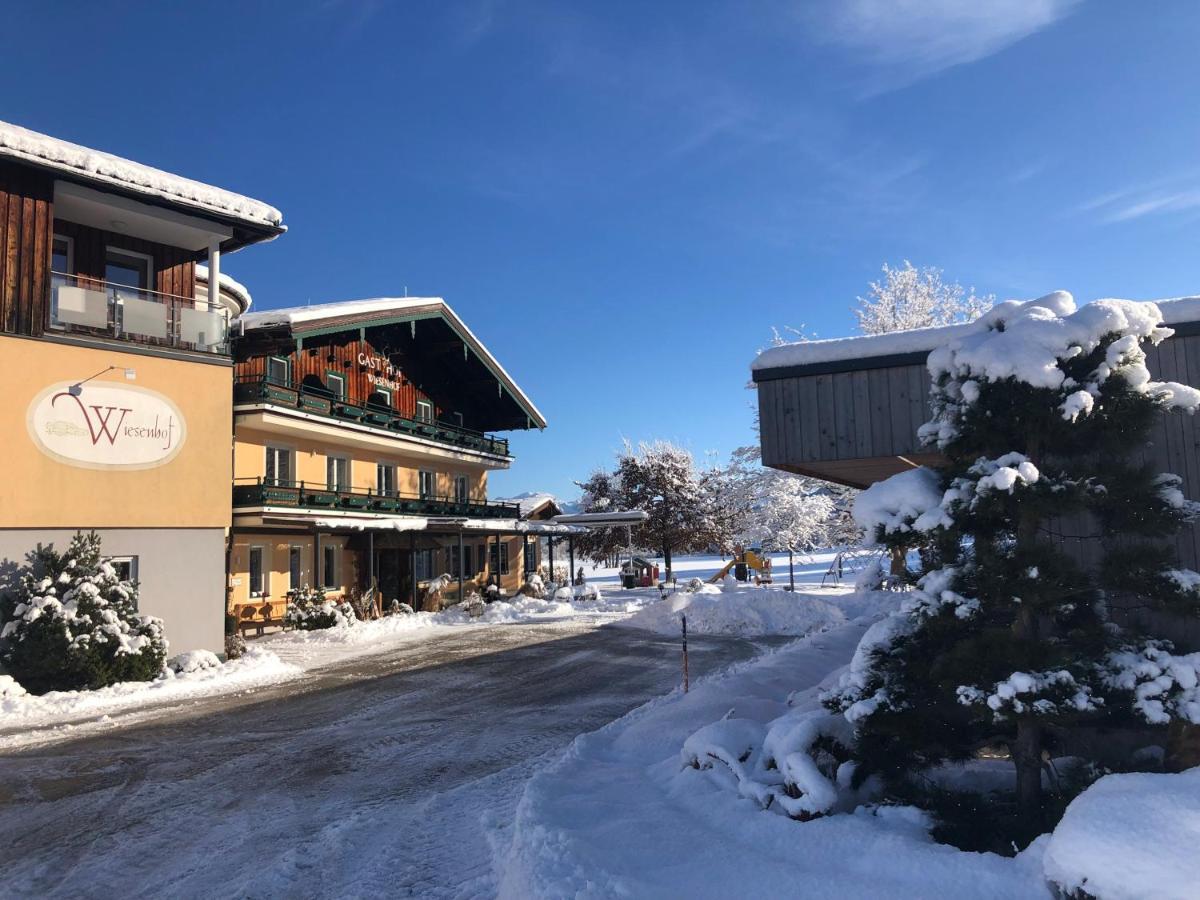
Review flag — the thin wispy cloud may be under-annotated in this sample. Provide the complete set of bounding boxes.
[801,0,1082,93]
[1081,171,1200,224]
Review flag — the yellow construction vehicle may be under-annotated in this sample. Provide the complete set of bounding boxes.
[707,546,773,584]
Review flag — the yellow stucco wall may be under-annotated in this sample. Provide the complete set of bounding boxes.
[233,428,488,498]
[2,335,231,528]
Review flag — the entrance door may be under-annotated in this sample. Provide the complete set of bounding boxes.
[376,550,402,607]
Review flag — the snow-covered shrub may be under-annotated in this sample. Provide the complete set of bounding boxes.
[574,582,602,602]
[462,591,485,618]
[680,709,865,820]
[0,532,167,694]
[224,632,246,660]
[684,577,705,593]
[168,649,221,674]
[519,573,545,599]
[0,674,27,700]
[284,585,356,631]
[422,573,454,612]
[388,599,414,615]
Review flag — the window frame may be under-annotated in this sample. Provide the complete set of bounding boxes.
[376,462,397,497]
[249,545,266,598]
[321,544,338,590]
[375,385,393,407]
[289,545,303,591]
[52,234,74,278]
[264,444,295,486]
[415,399,434,423]
[454,475,469,504]
[419,469,436,500]
[326,369,347,401]
[267,356,291,386]
[104,245,155,291]
[489,542,510,576]
[326,455,350,492]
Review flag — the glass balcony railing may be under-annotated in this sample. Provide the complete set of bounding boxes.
[233,375,512,457]
[49,272,230,354]
[232,478,521,519]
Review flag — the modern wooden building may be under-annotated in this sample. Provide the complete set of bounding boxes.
[227,297,573,615]
[752,300,1200,571]
[0,119,284,653]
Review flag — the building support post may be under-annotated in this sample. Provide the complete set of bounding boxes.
[548,536,555,581]
[458,531,464,601]
[207,239,221,309]
[314,526,321,591]
[410,532,418,609]
[568,536,575,587]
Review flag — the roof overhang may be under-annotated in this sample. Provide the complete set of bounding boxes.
[551,510,650,527]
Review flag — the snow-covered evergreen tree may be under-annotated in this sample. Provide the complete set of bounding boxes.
[828,292,1200,841]
[0,531,167,694]
[856,260,992,335]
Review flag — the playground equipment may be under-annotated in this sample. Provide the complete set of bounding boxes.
[708,547,772,584]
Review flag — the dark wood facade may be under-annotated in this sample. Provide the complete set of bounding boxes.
[0,162,53,336]
[234,332,441,421]
[0,160,201,341]
[53,219,195,300]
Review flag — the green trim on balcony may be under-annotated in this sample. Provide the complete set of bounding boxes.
[233,479,521,519]
[234,375,511,457]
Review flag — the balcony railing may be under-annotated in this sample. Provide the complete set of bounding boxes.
[233,478,520,519]
[233,375,511,457]
[49,272,230,355]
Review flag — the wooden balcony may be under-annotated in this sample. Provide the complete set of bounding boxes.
[233,375,511,457]
[232,478,520,519]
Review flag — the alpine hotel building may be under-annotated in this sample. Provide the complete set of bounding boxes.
[0,121,556,654]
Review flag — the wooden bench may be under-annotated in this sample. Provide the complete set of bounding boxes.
[232,600,289,637]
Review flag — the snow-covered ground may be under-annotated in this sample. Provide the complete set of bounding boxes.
[1,552,860,747]
[498,615,1052,899]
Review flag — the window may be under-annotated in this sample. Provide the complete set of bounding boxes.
[454,475,469,504]
[105,247,153,290]
[377,463,397,497]
[415,399,434,423]
[327,456,350,491]
[267,356,291,386]
[419,470,435,500]
[449,544,460,578]
[415,548,433,581]
[249,546,265,597]
[326,371,346,401]
[375,386,392,407]
[489,542,510,576]
[289,546,302,590]
[109,555,139,589]
[463,545,474,577]
[265,446,293,486]
[52,235,73,277]
[525,541,537,573]
[322,545,337,589]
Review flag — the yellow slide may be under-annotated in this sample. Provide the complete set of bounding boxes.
[707,559,737,583]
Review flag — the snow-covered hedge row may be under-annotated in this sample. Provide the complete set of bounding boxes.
[284,586,357,631]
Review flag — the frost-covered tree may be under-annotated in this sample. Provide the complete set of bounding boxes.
[0,531,167,694]
[575,441,730,578]
[719,445,852,553]
[827,292,1200,842]
[856,260,992,335]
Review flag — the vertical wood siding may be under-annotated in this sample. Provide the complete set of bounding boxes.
[52,219,196,299]
[235,334,439,420]
[0,162,53,337]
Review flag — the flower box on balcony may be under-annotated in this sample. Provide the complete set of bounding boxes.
[342,494,371,509]
[304,490,337,507]
[334,403,364,420]
[299,394,332,415]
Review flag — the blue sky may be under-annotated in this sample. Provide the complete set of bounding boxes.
[6,2,1200,500]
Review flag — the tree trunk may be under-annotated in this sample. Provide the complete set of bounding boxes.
[889,546,907,577]
[1012,718,1044,832]
[663,542,672,582]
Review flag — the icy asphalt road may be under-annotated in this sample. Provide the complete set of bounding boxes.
[0,620,784,899]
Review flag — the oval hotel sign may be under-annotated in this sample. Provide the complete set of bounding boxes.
[27,382,187,470]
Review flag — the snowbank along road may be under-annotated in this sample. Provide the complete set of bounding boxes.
[0,619,784,898]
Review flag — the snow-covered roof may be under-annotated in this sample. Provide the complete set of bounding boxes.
[0,119,283,230]
[753,295,1200,373]
[494,491,562,518]
[195,264,253,314]
[552,510,650,527]
[238,296,547,429]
